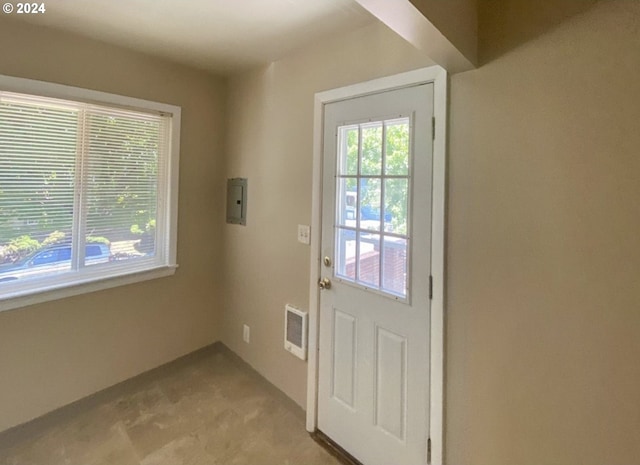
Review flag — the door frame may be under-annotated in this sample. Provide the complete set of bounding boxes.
[306,66,448,465]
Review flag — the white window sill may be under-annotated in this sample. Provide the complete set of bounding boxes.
[0,265,178,313]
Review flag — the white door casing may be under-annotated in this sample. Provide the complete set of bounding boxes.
[307,66,447,465]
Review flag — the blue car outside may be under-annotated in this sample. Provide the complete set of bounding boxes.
[0,243,111,282]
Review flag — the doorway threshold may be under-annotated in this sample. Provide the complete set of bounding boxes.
[311,429,364,465]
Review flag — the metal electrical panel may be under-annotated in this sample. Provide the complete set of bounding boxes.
[226,178,247,225]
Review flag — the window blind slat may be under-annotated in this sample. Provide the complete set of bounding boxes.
[0,89,170,282]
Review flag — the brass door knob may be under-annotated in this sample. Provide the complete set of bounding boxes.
[318,277,332,290]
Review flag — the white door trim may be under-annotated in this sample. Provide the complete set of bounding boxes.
[307,66,447,465]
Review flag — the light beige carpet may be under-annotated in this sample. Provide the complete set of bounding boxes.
[0,345,340,465]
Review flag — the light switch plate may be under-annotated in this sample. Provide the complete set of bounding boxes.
[297,224,310,245]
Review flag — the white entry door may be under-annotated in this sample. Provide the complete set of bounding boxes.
[317,83,434,465]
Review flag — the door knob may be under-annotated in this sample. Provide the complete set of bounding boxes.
[318,277,332,290]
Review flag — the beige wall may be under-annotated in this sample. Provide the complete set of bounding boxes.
[224,1,640,464]
[479,0,600,63]
[0,19,225,432]
[409,0,478,64]
[446,1,640,463]
[221,21,434,407]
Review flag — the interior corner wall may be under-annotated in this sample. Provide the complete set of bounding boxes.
[409,0,478,64]
[446,1,640,464]
[221,21,434,408]
[0,19,225,432]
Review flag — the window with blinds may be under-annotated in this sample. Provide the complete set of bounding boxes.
[0,76,180,309]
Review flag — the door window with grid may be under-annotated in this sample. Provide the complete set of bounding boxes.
[334,117,411,300]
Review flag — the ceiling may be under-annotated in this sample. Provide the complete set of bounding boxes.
[8,0,376,74]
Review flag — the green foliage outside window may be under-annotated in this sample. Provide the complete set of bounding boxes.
[0,101,160,263]
[343,122,410,234]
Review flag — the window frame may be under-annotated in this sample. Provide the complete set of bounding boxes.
[333,117,413,302]
[0,74,181,312]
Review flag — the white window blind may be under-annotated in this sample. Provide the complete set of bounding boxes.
[0,79,180,309]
